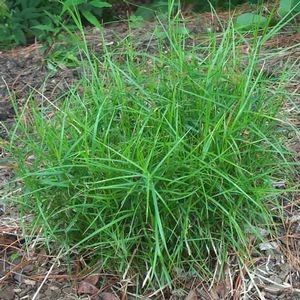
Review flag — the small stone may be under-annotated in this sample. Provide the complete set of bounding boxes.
[259,241,279,251]
[23,279,36,286]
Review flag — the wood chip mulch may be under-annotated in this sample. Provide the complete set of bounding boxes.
[0,4,299,298]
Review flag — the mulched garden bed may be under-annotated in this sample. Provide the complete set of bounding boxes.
[0,4,299,299]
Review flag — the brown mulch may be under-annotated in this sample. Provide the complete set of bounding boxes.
[0,43,77,140]
[0,4,299,299]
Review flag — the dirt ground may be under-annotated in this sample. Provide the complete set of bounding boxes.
[0,4,299,300]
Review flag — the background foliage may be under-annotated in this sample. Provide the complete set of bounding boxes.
[0,0,250,47]
[0,0,299,47]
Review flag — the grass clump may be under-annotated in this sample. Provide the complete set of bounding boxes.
[11,19,294,286]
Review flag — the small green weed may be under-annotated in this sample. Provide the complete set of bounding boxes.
[236,0,300,30]
[11,13,297,287]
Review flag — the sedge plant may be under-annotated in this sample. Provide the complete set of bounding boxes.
[10,3,297,289]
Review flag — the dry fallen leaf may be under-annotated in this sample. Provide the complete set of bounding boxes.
[77,281,99,295]
[84,273,100,286]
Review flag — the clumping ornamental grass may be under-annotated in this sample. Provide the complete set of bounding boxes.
[11,14,295,287]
